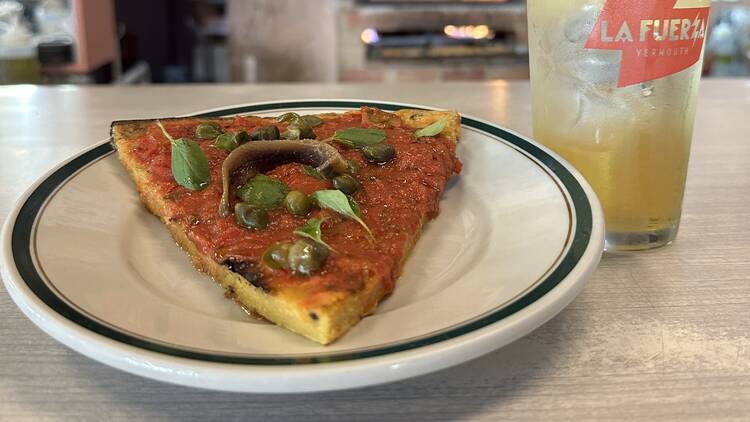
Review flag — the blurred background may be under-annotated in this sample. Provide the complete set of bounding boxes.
[0,0,749,85]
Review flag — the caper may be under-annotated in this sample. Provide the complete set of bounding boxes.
[346,159,360,175]
[299,124,315,139]
[285,190,312,216]
[300,115,324,127]
[195,122,223,139]
[234,202,268,230]
[250,125,280,141]
[362,143,395,164]
[287,239,329,276]
[283,126,301,140]
[215,131,251,151]
[277,113,323,129]
[284,123,315,140]
[214,133,237,151]
[262,242,291,270]
[277,112,300,124]
[235,130,250,144]
[332,174,361,195]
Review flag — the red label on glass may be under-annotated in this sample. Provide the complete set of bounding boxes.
[585,0,709,87]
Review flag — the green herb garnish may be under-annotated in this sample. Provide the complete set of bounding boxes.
[414,117,448,138]
[332,128,386,148]
[294,218,336,252]
[312,190,373,237]
[237,174,289,209]
[302,164,327,180]
[157,120,210,190]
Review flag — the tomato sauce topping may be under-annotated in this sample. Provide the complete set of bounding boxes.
[128,109,462,299]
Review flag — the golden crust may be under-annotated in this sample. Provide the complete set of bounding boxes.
[394,109,461,143]
[111,109,459,344]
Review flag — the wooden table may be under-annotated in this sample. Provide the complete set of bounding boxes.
[1,81,748,421]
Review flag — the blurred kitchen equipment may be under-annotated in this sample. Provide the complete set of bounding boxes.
[39,0,118,83]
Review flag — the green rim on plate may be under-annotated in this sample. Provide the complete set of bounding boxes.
[10,100,592,365]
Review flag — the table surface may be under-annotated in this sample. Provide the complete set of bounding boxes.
[1,81,749,421]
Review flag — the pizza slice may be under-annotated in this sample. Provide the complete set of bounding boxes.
[112,106,462,344]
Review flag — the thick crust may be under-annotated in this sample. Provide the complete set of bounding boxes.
[111,109,458,344]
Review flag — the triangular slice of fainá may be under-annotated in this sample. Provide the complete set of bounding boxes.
[111,107,462,344]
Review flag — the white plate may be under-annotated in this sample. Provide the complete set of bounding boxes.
[1,100,604,393]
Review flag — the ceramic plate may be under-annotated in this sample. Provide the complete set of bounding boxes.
[1,100,604,393]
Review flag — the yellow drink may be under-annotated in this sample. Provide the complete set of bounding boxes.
[528,0,708,251]
[0,56,41,84]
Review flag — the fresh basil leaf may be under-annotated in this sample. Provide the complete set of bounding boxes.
[237,174,289,208]
[312,190,372,237]
[214,133,239,151]
[302,164,327,180]
[414,117,448,138]
[294,218,336,251]
[171,138,210,190]
[157,120,210,190]
[332,128,386,148]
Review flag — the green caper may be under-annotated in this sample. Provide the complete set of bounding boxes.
[285,190,312,216]
[300,115,324,127]
[234,130,250,144]
[287,239,329,276]
[276,112,300,124]
[332,174,361,195]
[262,242,291,270]
[234,202,268,230]
[299,124,315,139]
[214,130,250,151]
[346,159,360,175]
[215,131,251,151]
[362,143,395,164]
[195,122,223,139]
[283,126,301,140]
[214,133,237,151]
[284,123,315,140]
[250,125,280,141]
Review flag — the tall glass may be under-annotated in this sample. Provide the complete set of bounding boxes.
[527,0,710,251]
